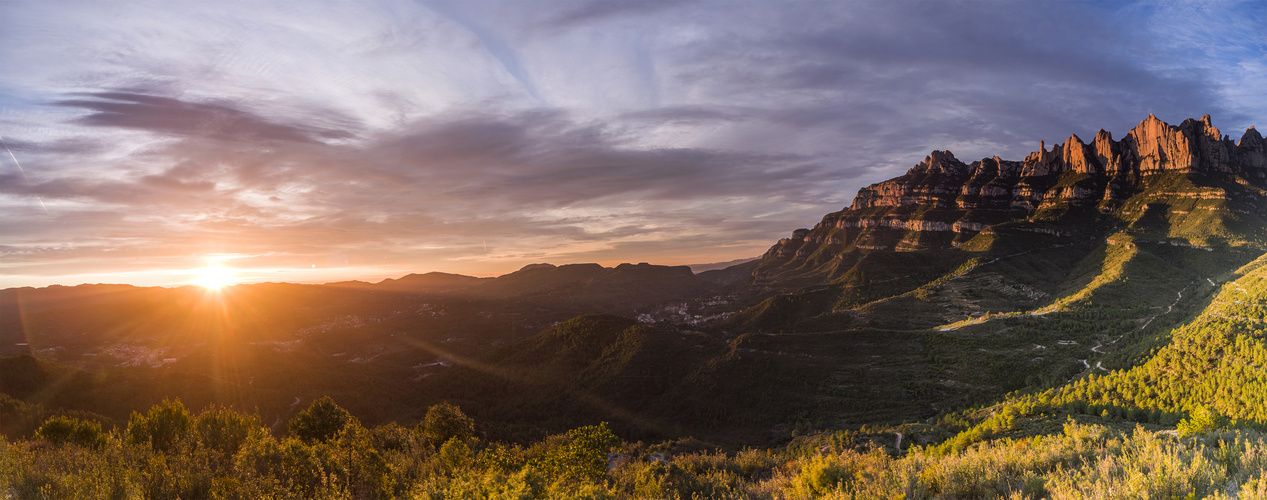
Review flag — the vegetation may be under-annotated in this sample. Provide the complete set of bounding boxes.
[8,400,1267,499]
[12,169,1267,496]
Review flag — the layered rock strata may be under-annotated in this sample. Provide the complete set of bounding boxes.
[765,115,1265,262]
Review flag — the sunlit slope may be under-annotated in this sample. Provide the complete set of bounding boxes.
[919,249,1267,454]
[701,171,1267,441]
[1049,252,1267,421]
[734,170,1267,334]
[1112,171,1267,248]
[681,244,1244,441]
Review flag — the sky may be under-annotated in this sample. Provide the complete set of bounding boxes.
[1,0,1265,288]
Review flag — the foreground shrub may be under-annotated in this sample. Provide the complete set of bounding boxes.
[418,402,476,449]
[195,405,261,459]
[35,416,107,450]
[126,399,193,454]
[289,396,356,444]
[13,398,1267,500]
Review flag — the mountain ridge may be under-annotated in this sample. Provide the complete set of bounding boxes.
[8,113,1267,458]
[757,114,1267,286]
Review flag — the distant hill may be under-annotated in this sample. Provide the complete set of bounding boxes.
[688,257,759,273]
[374,272,491,292]
[9,114,1267,450]
[327,262,718,305]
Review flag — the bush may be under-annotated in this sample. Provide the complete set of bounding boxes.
[793,455,848,496]
[371,421,419,453]
[289,396,356,444]
[1178,405,1228,437]
[418,402,475,449]
[195,405,262,458]
[126,399,193,453]
[536,422,621,484]
[438,438,474,472]
[35,416,106,449]
[233,433,329,498]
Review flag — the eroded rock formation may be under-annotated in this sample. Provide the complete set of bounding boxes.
[764,115,1265,264]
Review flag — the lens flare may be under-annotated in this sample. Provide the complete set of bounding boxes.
[193,264,236,290]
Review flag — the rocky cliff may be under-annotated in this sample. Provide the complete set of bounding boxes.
[760,115,1267,280]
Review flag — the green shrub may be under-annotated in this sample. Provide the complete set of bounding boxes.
[372,421,420,453]
[535,422,621,484]
[438,438,474,472]
[195,405,262,458]
[418,402,475,449]
[233,433,328,498]
[793,454,848,496]
[1178,405,1228,437]
[35,416,106,449]
[333,424,397,499]
[126,399,193,453]
[289,396,356,444]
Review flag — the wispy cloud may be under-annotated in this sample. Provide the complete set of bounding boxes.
[0,0,1261,286]
[51,92,356,143]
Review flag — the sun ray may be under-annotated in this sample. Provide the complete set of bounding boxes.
[193,264,237,290]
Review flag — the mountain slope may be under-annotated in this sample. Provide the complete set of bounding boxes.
[737,115,1267,333]
[1051,252,1267,420]
[646,114,1267,441]
[6,114,1267,451]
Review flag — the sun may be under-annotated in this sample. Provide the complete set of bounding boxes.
[193,264,237,290]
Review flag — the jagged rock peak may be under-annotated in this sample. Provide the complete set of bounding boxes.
[845,114,1262,214]
[1241,126,1263,144]
[930,116,1255,186]
[911,150,969,176]
[762,113,1262,265]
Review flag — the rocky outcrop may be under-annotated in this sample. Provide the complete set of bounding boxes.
[851,150,973,210]
[849,114,1264,211]
[1238,127,1267,181]
[762,115,1265,264]
[1123,114,1236,174]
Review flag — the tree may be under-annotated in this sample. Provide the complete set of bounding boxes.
[289,396,355,443]
[1177,405,1227,437]
[418,402,475,448]
[127,399,193,453]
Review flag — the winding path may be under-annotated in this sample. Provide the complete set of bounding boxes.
[1138,286,1186,331]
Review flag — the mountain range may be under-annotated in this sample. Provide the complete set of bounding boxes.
[5,113,1267,452]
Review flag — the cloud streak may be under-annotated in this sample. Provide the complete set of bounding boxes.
[51,92,356,143]
[0,0,1263,287]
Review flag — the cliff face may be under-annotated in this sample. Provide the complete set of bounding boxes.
[761,115,1267,276]
[852,114,1261,212]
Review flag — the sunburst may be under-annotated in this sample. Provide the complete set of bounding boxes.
[193,264,237,290]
